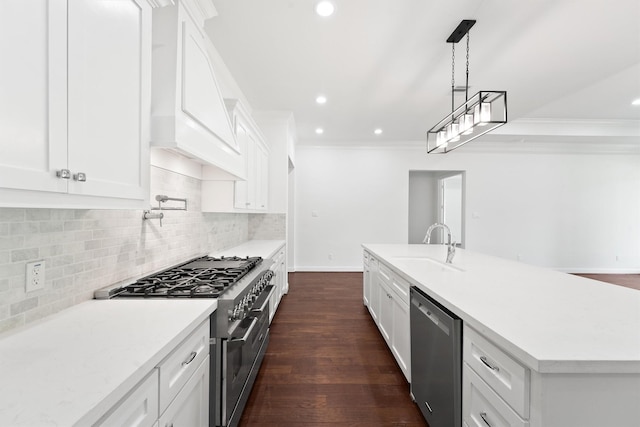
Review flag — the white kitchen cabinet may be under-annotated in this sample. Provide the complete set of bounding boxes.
[364,254,411,382]
[463,325,530,426]
[268,244,287,322]
[0,0,151,209]
[389,275,411,381]
[94,370,159,427]
[363,252,371,307]
[151,0,242,178]
[158,355,209,427]
[201,99,270,212]
[464,364,528,427]
[158,320,210,413]
[94,318,210,427]
[367,254,380,323]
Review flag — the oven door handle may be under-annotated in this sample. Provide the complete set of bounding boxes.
[251,286,274,314]
[231,317,258,343]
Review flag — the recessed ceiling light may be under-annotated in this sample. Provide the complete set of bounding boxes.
[315,1,335,17]
[632,98,640,106]
[315,128,324,135]
[374,128,383,135]
[316,95,327,104]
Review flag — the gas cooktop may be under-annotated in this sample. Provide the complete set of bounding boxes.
[107,256,263,298]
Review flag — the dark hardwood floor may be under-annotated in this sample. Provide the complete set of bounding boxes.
[239,272,427,427]
[573,273,640,291]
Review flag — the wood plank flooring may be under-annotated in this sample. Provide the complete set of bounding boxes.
[239,272,427,427]
[573,274,640,291]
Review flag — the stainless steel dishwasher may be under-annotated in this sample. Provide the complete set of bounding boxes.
[410,286,462,427]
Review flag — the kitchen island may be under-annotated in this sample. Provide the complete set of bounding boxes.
[363,243,640,427]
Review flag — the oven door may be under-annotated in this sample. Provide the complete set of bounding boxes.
[224,310,269,426]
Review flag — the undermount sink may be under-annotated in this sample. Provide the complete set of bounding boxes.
[390,256,465,272]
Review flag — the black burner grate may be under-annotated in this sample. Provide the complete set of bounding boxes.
[116,256,262,298]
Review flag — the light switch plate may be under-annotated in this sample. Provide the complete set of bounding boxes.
[25,260,45,293]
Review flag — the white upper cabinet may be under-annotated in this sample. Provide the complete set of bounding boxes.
[201,99,269,212]
[151,0,243,179]
[0,0,151,208]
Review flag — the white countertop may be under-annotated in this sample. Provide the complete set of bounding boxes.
[363,243,640,374]
[0,299,217,427]
[211,239,285,260]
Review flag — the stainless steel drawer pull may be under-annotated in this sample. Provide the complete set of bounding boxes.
[73,172,86,182]
[182,351,197,366]
[424,401,433,413]
[56,169,71,179]
[480,412,492,427]
[480,355,500,372]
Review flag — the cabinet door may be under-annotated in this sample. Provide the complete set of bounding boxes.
[256,143,268,210]
[0,0,67,193]
[67,0,149,201]
[368,259,380,322]
[391,295,411,381]
[159,355,209,427]
[378,284,393,344]
[363,254,371,306]
[233,121,250,209]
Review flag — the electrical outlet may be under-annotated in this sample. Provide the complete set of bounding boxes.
[25,260,45,293]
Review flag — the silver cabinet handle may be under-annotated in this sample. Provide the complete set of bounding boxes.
[480,412,492,426]
[181,351,197,366]
[73,172,86,182]
[480,356,500,372]
[56,169,71,179]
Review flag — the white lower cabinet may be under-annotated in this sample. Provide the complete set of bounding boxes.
[159,355,209,427]
[463,325,529,427]
[363,252,411,382]
[268,244,287,323]
[96,319,210,427]
[464,364,528,427]
[95,370,159,427]
[363,252,371,307]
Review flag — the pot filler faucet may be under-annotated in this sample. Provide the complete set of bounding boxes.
[422,223,456,264]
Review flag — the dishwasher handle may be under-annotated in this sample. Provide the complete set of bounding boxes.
[411,295,451,336]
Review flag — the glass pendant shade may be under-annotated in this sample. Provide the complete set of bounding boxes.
[427,91,507,154]
[461,113,474,134]
[478,102,491,126]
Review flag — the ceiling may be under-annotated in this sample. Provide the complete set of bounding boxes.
[204,0,640,147]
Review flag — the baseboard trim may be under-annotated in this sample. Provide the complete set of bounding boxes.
[557,268,640,274]
[293,266,363,272]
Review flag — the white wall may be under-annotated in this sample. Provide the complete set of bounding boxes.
[294,144,640,273]
[408,171,439,244]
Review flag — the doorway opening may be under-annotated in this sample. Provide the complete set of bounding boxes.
[408,171,465,247]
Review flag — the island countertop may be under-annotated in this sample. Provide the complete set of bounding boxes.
[362,243,640,374]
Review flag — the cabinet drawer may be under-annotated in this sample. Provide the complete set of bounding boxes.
[390,274,410,304]
[158,320,210,413]
[95,369,159,427]
[378,262,393,287]
[463,364,529,427]
[464,326,529,418]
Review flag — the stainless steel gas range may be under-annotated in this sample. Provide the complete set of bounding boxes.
[95,255,275,427]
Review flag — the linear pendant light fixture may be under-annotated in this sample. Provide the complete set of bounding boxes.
[427,20,507,154]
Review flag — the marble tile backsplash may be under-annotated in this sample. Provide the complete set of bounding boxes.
[0,167,285,334]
